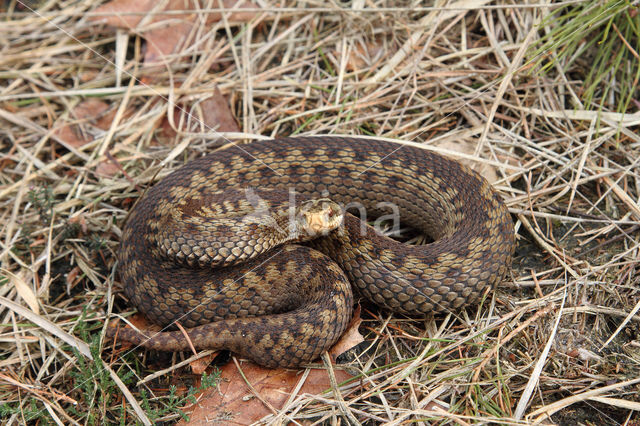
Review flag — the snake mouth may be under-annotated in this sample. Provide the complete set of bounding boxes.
[298,198,344,237]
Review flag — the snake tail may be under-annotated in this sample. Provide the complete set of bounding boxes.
[112,245,353,368]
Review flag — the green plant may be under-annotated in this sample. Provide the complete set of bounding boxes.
[27,184,54,223]
[529,0,639,115]
[0,398,53,424]
[68,334,134,424]
[139,370,220,422]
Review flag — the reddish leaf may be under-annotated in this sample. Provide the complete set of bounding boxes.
[337,42,386,72]
[111,315,358,424]
[198,86,240,133]
[160,86,239,140]
[90,0,156,29]
[67,214,88,233]
[90,0,259,64]
[53,99,112,148]
[180,361,354,425]
[329,305,364,362]
[95,161,120,178]
[189,352,219,375]
[65,266,83,293]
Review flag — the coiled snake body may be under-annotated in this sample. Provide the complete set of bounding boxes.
[112,137,515,368]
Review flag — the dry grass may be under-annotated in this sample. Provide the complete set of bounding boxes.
[1,0,640,424]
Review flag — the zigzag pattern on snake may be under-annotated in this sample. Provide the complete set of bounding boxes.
[109,136,515,368]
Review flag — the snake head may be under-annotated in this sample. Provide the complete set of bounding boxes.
[295,198,344,239]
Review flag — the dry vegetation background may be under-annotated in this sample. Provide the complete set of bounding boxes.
[1,0,640,425]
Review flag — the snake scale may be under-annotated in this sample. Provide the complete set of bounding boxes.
[110,136,515,368]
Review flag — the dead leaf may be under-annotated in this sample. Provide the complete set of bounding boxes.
[160,87,239,140]
[6,270,39,314]
[90,0,258,64]
[76,99,116,130]
[111,314,358,424]
[65,266,82,295]
[52,99,112,148]
[68,214,88,234]
[329,305,364,362]
[338,42,386,72]
[158,106,182,140]
[197,87,240,133]
[95,161,120,178]
[180,360,354,425]
[189,352,219,375]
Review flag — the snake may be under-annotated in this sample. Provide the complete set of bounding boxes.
[109,136,515,368]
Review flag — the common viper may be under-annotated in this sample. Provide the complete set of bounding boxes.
[109,136,515,368]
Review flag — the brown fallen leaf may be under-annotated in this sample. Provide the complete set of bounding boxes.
[95,161,121,178]
[53,99,112,148]
[90,0,258,64]
[180,360,354,425]
[329,304,364,362]
[65,266,82,294]
[189,352,219,375]
[53,99,137,175]
[198,86,240,134]
[337,42,386,72]
[160,86,239,140]
[68,214,88,234]
[110,313,358,423]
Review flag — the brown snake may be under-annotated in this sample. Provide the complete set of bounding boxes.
[109,136,515,368]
